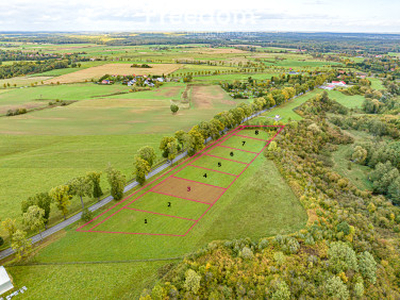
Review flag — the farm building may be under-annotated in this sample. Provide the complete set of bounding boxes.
[144,80,155,87]
[0,266,13,296]
[127,79,137,86]
[321,81,348,90]
[332,81,347,86]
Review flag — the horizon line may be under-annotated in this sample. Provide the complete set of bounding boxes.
[0,30,400,35]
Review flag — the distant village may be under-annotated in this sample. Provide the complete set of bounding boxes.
[98,75,168,87]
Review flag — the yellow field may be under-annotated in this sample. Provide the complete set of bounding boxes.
[44,63,182,84]
[0,76,52,87]
[196,48,248,54]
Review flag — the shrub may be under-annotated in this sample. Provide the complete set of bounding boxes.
[0,236,3,247]
[328,242,358,273]
[240,246,254,260]
[286,237,300,254]
[81,207,93,222]
[272,281,291,300]
[258,238,269,249]
[18,108,27,114]
[337,221,351,235]
[354,282,364,298]
[274,251,286,266]
[305,235,315,245]
[325,276,349,300]
[357,251,377,284]
[184,269,201,294]
[151,285,164,299]
[170,104,179,114]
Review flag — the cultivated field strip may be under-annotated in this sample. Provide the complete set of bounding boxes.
[77,125,284,236]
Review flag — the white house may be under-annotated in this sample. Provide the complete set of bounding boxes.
[144,81,155,87]
[127,79,137,86]
[0,266,13,296]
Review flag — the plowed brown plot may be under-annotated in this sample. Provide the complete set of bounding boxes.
[191,85,235,109]
[45,63,182,84]
[197,48,248,54]
[151,177,224,204]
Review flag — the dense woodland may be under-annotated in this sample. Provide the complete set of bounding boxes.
[0,60,69,79]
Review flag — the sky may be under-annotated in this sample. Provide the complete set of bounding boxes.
[0,0,399,33]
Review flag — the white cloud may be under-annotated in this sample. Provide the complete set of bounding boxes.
[0,0,398,32]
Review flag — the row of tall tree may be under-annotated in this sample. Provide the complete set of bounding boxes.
[0,166,128,260]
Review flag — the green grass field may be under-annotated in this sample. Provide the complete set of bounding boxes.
[220,135,267,153]
[190,154,246,175]
[263,59,342,68]
[127,192,209,220]
[369,77,385,90]
[324,90,365,109]
[171,64,236,76]
[193,72,279,83]
[94,209,194,235]
[332,144,372,191]
[7,261,167,299]
[174,165,236,188]
[209,146,257,163]
[237,128,273,140]
[0,84,232,136]
[0,83,132,115]
[331,129,380,191]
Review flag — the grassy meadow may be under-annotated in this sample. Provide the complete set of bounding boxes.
[369,77,385,90]
[324,89,365,109]
[332,144,373,191]
[7,261,167,299]
[0,83,133,115]
[331,129,383,191]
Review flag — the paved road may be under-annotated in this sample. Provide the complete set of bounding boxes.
[0,93,304,261]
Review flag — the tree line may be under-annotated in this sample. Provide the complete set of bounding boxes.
[0,60,69,80]
[0,166,127,260]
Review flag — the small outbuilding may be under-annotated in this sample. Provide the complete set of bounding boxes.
[0,266,13,296]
